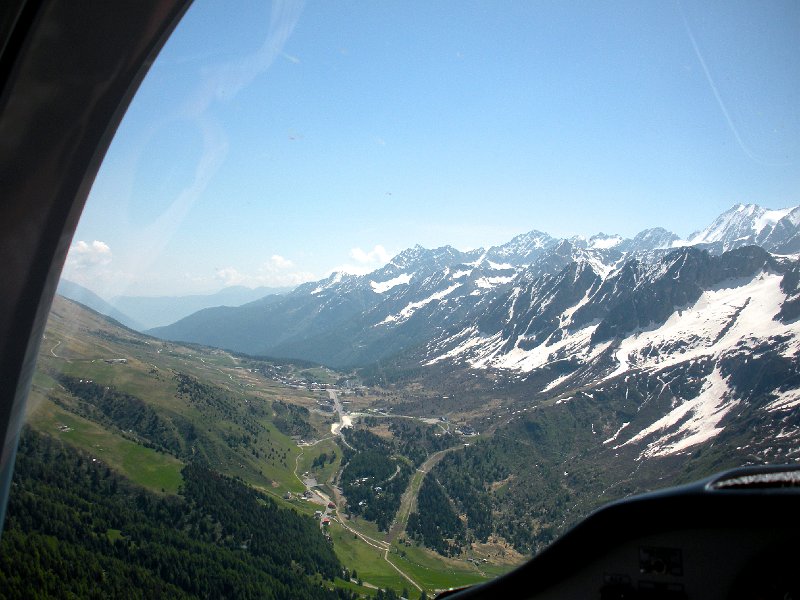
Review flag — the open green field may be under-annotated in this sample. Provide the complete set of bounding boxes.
[243,419,306,494]
[477,562,517,579]
[278,495,326,517]
[40,367,302,496]
[297,437,342,484]
[394,467,426,533]
[329,521,407,591]
[388,544,492,593]
[299,367,338,385]
[26,394,183,494]
[56,359,187,415]
[346,514,389,542]
[330,577,378,597]
[36,297,313,496]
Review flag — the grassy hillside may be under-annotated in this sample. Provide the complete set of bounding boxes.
[12,295,511,597]
[31,296,321,497]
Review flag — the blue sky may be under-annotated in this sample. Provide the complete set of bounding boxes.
[64,0,800,296]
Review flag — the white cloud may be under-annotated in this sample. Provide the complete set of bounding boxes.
[65,240,112,269]
[349,245,390,264]
[269,254,294,269]
[214,267,249,287]
[332,245,393,275]
[215,254,315,288]
[61,240,129,294]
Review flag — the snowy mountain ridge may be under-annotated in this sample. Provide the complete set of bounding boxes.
[679,203,800,254]
[419,245,800,461]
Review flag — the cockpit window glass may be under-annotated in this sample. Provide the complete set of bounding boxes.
[6,1,800,597]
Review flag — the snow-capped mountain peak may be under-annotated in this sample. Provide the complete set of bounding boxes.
[681,203,800,254]
[486,230,557,265]
[625,227,679,254]
[588,233,623,250]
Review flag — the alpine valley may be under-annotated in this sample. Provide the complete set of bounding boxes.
[5,204,800,598]
[150,203,800,552]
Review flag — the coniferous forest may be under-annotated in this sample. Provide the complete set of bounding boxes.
[0,428,354,599]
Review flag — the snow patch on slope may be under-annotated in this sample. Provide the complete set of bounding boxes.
[603,422,631,445]
[426,329,504,365]
[485,326,608,372]
[610,273,796,377]
[590,235,623,250]
[379,284,462,325]
[766,389,800,412]
[541,372,573,393]
[487,260,513,269]
[475,275,514,289]
[619,368,736,458]
[677,204,798,249]
[559,287,594,327]
[371,273,412,293]
[465,252,488,267]
[584,255,614,278]
[311,272,343,295]
[755,207,794,234]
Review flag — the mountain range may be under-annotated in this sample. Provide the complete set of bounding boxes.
[150,203,800,371]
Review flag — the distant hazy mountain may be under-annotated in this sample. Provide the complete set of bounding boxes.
[56,279,143,330]
[111,285,293,329]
